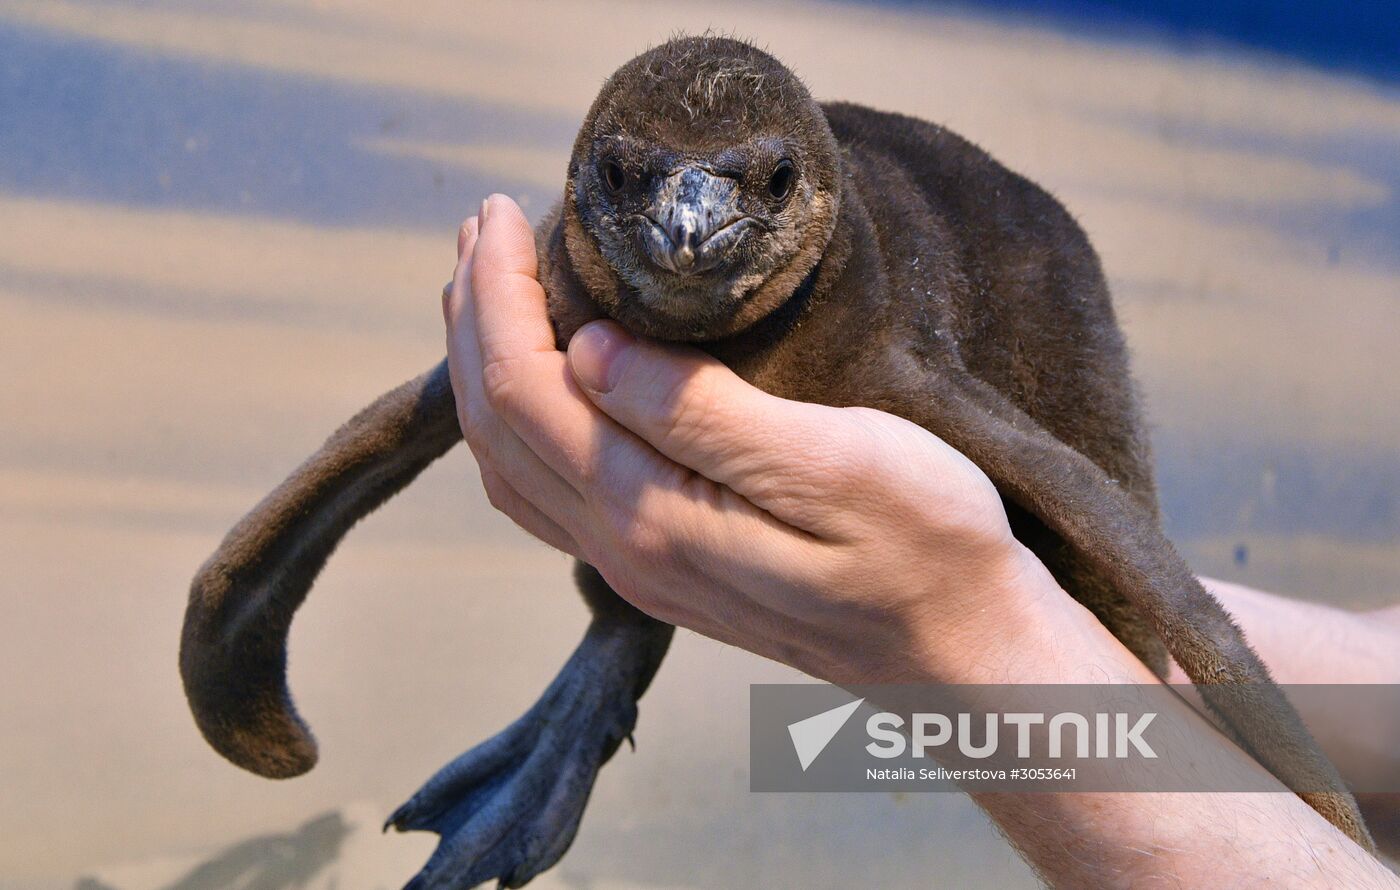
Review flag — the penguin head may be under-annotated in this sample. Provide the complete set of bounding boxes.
[566,35,842,341]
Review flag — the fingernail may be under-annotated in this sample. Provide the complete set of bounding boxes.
[569,321,634,394]
[458,216,478,257]
[479,196,491,223]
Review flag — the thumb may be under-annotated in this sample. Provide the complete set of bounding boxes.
[567,320,834,501]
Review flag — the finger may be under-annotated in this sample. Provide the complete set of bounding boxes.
[566,320,856,519]
[463,194,637,492]
[448,215,481,320]
[471,194,556,374]
[594,541,841,681]
[473,419,589,537]
[444,231,482,404]
[458,215,479,259]
[443,216,479,322]
[479,467,582,559]
[587,454,844,623]
[442,221,587,529]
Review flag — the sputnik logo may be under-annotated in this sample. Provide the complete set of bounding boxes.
[786,698,865,771]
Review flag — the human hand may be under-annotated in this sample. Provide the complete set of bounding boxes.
[442,195,1395,887]
[444,194,1137,687]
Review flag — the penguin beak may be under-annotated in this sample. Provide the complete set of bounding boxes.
[643,167,750,275]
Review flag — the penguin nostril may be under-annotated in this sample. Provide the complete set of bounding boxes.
[669,220,698,250]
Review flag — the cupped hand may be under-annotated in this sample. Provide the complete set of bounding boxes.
[441,193,1393,888]
[444,194,1128,687]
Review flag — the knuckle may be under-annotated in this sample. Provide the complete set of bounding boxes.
[638,598,680,626]
[656,369,719,450]
[612,572,651,611]
[756,422,874,507]
[834,410,895,477]
[479,469,513,514]
[614,516,657,558]
[479,354,523,412]
[620,578,676,624]
[607,508,670,563]
[470,249,524,292]
[573,454,599,491]
[820,544,868,591]
[587,553,626,591]
[595,469,693,562]
[592,561,658,616]
[833,445,884,493]
[580,434,630,491]
[468,250,495,288]
[457,401,494,455]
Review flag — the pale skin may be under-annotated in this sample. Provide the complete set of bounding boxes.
[446,194,1399,888]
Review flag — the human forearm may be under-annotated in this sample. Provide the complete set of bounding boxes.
[909,563,1396,887]
[1171,580,1400,785]
[976,787,1393,889]
[1179,579,1400,685]
[1176,579,1400,861]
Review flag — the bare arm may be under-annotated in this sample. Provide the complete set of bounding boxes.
[1175,579,1400,685]
[964,562,1397,887]
[1172,579,1400,866]
[1170,581,1400,785]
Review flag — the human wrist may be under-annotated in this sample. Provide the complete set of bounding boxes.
[899,542,1157,686]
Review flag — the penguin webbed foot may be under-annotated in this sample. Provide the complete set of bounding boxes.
[386,636,645,889]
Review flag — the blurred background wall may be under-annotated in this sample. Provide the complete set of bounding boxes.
[0,1,1396,887]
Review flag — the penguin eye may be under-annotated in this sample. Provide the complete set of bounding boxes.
[767,159,796,201]
[600,160,626,194]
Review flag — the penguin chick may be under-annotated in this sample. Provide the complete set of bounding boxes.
[180,35,1372,889]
